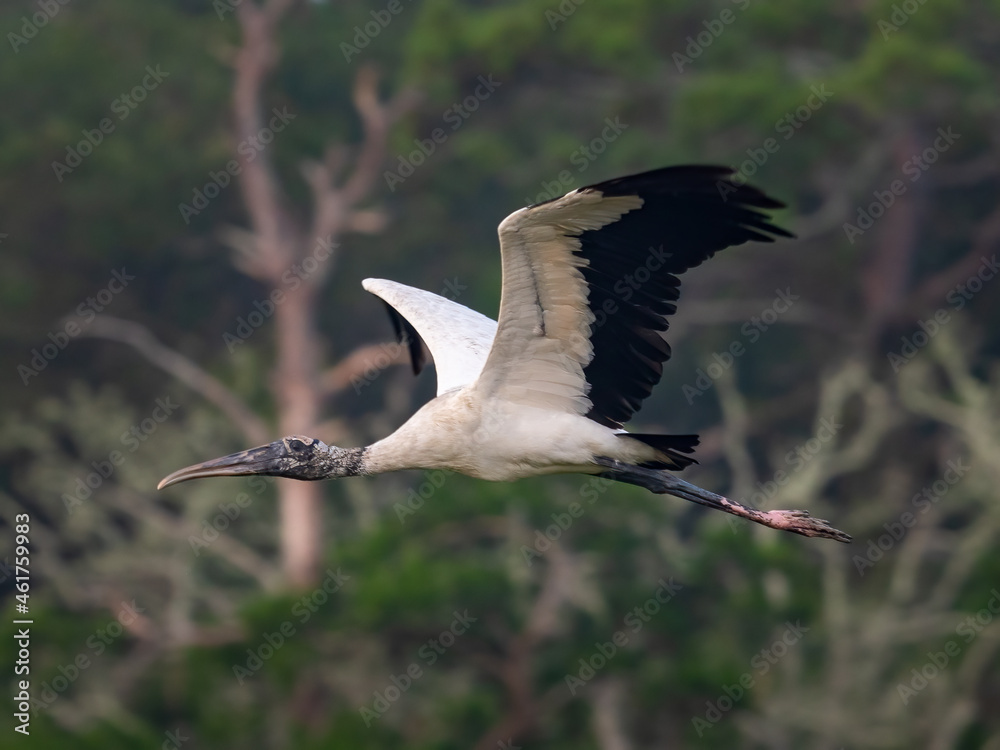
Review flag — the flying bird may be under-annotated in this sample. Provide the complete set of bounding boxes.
[159,166,850,542]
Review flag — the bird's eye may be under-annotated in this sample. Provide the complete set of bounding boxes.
[288,439,307,453]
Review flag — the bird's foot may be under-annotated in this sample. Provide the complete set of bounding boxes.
[593,458,852,543]
[756,509,852,543]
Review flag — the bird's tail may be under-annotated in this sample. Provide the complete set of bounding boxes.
[621,433,700,470]
[594,457,851,543]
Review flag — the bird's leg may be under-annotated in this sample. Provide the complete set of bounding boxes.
[593,458,851,543]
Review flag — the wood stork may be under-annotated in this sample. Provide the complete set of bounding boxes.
[159,166,850,542]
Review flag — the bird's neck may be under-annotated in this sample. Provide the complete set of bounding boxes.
[361,422,441,475]
[324,445,370,478]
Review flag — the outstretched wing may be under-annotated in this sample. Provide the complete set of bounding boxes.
[471,165,793,427]
[362,278,498,395]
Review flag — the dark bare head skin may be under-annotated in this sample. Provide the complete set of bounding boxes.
[157,436,367,489]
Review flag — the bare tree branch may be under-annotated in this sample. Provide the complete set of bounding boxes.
[861,126,921,340]
[233,0,298,281]
[907,201,1000,313]
[340,66,419,206]
[303,67,419,288]
[472,544,581,750]
[591,679,633,750]
[261,0,298,24]
[227,4,414,588]
[319,341,410,397]
[791,138,887,240]
[76,316,270,445]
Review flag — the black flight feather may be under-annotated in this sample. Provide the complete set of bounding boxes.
[379,299,427,376]
[563,165,793,428]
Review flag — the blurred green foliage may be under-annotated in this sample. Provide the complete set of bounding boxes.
[2,0,999,747]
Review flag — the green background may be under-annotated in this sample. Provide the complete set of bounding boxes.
[2,0,999,747]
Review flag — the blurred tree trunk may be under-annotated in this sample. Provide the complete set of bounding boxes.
[861,124,920,343]
[274,284,323,587]
[230,0,411,587]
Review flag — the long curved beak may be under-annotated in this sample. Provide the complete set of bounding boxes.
[158,442,285,490]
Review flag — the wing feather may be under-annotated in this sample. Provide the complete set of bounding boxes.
[472,165,793,426]
[363,278,497,395]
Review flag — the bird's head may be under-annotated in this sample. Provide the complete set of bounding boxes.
[157,435,365,489]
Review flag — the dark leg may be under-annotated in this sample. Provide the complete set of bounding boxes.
[593,458,851,543]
